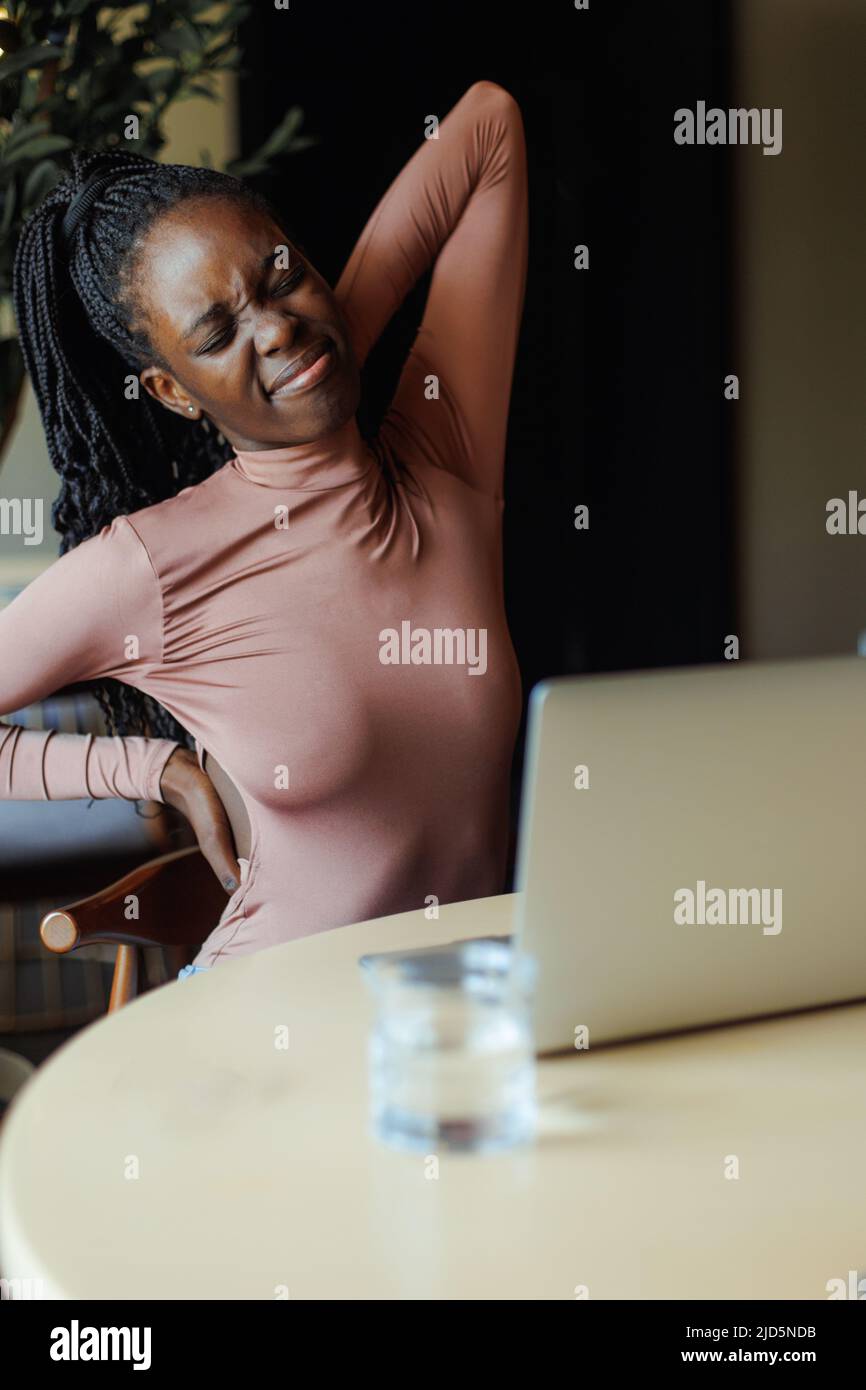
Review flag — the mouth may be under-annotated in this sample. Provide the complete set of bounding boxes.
[268,339,335,398]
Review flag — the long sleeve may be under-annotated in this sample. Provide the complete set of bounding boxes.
[0,514,179,802]
[334,81,529,500]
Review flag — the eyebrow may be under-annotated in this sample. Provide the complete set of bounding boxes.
[182,249,290,342]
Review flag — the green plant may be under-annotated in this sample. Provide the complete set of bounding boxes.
[0,1,317,465]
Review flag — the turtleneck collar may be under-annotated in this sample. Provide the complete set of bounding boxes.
[229,415,372,491]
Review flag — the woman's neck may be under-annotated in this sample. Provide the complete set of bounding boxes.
[229,414,370,491]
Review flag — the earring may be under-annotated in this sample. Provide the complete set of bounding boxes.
[187,405,195,414]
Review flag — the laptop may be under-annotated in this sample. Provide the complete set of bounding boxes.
[362,656,866,1054]
[515,655,866,1051]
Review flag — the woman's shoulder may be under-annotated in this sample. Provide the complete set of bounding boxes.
[119,461,236,549]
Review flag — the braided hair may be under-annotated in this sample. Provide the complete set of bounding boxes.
[12,148,287,745]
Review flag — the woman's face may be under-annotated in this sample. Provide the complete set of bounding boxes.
[136,195,360,452]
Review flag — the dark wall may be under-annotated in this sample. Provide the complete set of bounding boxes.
[239,0,734,821]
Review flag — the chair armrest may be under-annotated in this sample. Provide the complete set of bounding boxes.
[40,846,227,954]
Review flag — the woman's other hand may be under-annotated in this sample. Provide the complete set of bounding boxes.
[159,747,242,893]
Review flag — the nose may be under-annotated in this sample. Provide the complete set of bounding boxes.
[254,305,300,357]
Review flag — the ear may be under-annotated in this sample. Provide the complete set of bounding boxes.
[140,365,199,420]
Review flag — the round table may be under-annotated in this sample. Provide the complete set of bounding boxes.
[1,893,864,1299]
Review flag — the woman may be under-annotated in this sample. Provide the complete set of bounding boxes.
[1,81,527,970]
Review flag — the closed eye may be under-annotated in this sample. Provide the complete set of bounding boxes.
[197,267,306,354]
[198,325,234,354]
[274,266,305,296]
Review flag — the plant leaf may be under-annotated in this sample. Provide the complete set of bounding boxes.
[1,134,73,167]
[0,43,65,83]
[183,81,218,101]
[233,106,305,174]
[2,119,50,158]
[22,157,63,209]
[159,20,206,56]
[0,183,16,238]
[144,64,182,96]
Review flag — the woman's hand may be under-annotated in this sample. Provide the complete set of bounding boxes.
[159,747,242,893]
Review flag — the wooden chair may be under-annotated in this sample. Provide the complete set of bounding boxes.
[39,847,227,1012]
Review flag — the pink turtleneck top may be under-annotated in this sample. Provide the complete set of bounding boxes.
[0,81,528,967]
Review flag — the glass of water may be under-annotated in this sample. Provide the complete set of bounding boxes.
[362,938,538,1155]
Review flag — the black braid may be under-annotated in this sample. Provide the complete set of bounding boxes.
[12,148,288,745]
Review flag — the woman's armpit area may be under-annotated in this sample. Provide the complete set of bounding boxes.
[202,748,252,859]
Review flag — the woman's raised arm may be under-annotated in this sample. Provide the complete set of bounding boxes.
[335,80,529,499]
